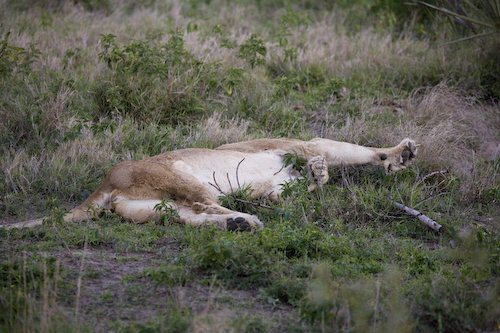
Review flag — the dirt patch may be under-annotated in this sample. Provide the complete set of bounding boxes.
[21,239,303,331]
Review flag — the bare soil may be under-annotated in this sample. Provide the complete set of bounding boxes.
[1,234,303,332]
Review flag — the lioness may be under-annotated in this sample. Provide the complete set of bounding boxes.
[3,138,417,230]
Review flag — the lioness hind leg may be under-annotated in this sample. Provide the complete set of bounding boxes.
[110,195,263,231]
[176,205,263,231]
[110,196,166,224]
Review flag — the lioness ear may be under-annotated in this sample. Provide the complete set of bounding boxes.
[380,154,387,160]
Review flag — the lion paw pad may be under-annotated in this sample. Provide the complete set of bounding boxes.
[227,217,251,232]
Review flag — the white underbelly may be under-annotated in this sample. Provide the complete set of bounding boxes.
[172,152,300,198]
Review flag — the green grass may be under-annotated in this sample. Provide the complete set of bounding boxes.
[1,0,500,331]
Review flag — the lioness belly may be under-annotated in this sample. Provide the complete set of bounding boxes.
[170,151,299,199]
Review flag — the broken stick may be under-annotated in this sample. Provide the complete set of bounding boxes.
[392,200,443,232]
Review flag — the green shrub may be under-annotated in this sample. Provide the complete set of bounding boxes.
[237,33,267,69]
[95,33,242,124]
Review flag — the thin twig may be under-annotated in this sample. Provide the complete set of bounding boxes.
[413,192,451,210]
[230,197,274,210]
[409,168,449,209]
[210,171,222,193]
[226,173,234,194]
[235,158,245,190]
[413,170,448,191]
[420,170,448,183]
[273,163,284,176]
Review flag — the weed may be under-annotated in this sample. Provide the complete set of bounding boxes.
[154,198,181,225]
[237,33,267,68]
[0,28,24,79]
[95,32,240,124]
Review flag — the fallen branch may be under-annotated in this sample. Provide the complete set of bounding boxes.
[391,199,443,232]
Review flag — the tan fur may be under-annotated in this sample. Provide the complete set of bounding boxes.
[3,138,417,230]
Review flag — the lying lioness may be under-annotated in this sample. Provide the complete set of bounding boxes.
[4,138,417,230]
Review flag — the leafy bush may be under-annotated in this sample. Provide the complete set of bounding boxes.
[0,29,24,79]
[237,33,267,69]
[95,33,242,124]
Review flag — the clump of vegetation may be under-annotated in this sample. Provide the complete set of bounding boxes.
[1,0,500,332]
[95,32,238,124]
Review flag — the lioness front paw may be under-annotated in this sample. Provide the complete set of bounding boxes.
[308,156,329,187]
[399,138,417,164]
[384,138,418,174]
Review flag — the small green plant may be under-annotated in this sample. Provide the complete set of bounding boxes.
[184,230,272,288]
[283,152,308,175]
[276,8,311,63]
[221,66,244,96]
[144,265,191,287]
[237,33,267,68]
[273,76,298,99]
[17,43,41,76]
[98,290,114,302]
[217,185,270,215]
[154,198,180,225]
[212,24,236,49]
[0,28,24,79]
